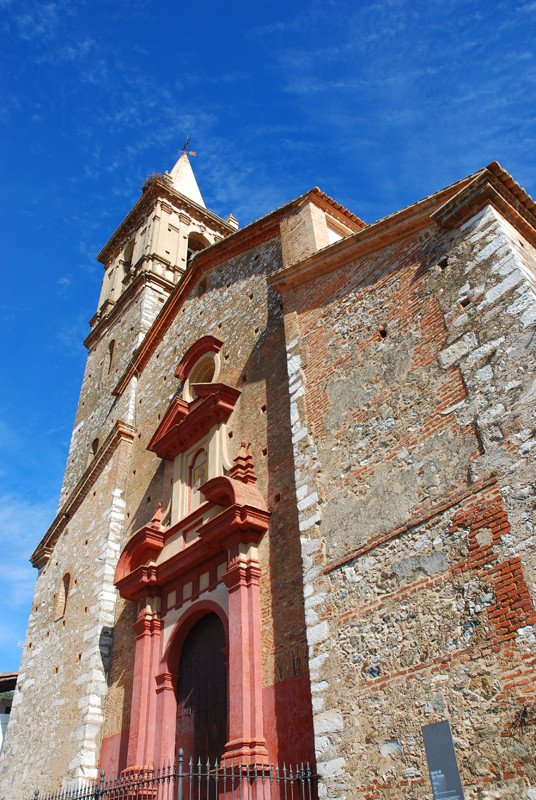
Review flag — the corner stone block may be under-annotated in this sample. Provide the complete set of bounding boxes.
[438,332,477,369]
[316,757,346,778]
[313,709,344,735]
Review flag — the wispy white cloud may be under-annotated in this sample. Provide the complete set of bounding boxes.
[14,0,72,42]
[55,312,93,355]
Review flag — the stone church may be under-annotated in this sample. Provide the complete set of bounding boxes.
[1,153,536,800]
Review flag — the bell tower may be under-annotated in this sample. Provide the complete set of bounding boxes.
[92,152,237,344]
[54,155,237,511]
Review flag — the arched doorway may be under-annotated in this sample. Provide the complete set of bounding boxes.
[176,612,227,764]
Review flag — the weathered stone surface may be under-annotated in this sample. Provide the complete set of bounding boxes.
[282,200,536,799]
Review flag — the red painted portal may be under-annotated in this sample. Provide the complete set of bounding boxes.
[115,379,274,776]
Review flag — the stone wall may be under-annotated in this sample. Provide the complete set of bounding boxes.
[281,203,536,799]
[0,432,132,798]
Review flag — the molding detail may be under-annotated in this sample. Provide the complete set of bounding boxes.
[174,335,223,381]
[432,169,536,244]
[115,493,269,601]
[147,384,241,461]
[228,441,258,485]
[115,441,269,601]
[116,524,165,580]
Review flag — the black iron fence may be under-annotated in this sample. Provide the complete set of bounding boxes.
[32,752,317,800]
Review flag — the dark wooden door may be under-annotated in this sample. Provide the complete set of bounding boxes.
[176,613,227,764]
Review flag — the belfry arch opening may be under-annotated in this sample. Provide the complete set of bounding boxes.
[175,612,227,764]
[186,232,210,269]
[122,240,134,274]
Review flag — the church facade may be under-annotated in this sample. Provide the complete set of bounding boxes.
[1,155,536,800]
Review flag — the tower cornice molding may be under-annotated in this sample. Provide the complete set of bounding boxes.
[85,271,174,350]
[97,179,235,266]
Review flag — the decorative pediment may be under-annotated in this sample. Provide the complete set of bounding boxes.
[115,509,165,584]
[148,398,189,445]
[147,384,241,460]
[115,442,269,601]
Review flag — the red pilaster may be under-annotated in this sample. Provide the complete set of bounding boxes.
[154,672,177,766]
[126,605,162,769]
[222,553,268,765]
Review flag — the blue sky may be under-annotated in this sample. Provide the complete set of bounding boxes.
[1,0,536,671]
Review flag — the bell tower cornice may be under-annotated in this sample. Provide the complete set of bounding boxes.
[84,270,174,350]
[97,176,235,267]
[90,160,238,342]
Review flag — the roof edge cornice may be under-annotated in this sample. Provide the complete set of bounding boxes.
[432,162,536,244]
[269,164,536,292]
[269,170,484,291]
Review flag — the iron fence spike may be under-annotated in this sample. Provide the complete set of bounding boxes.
[29,757,317,800]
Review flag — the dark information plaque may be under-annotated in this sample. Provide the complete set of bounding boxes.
[421,720,465,800]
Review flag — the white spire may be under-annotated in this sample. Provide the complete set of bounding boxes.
[167,152,205,208]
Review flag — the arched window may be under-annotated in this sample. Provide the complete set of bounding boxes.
[53,573,71,622]
[123,240,135,274]
[176,613,227,763]
[186,232,210,269]
[189,354,216,385]
[182,353,218,403]
[87,438,100,467]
